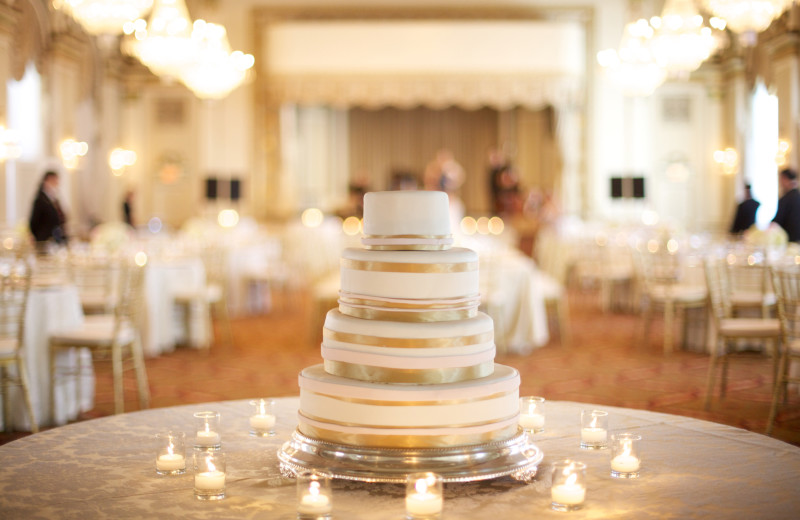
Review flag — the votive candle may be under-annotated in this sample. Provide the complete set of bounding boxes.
[551,460,587,512]
[611,433,642,478]
[519,396,546,433]
[297,470,333,519]
[155,431,186,475]
[405,472,443,519]
[580,409,608,449]
[249,398,277,437]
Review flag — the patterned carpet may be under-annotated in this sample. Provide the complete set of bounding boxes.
[3,287,799,447]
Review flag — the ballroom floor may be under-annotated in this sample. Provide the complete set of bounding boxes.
[3,285,799,447]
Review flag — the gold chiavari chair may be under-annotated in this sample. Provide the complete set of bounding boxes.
[50,260,150,415]
[767,264,800,435]
[703,256,781,410]
[0,256,38,432]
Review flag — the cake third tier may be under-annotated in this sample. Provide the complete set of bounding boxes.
[298,363,520,448]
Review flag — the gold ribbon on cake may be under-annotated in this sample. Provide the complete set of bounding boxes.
[338,294,479,311]
[341,258,478,273]
[298,418,519,448]
[339,304,477,322]
[323,328,494,349]
[362,234,453,251]
[305,388,513,406]
[323,360,494,383]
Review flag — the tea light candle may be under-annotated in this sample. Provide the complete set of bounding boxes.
[195,470,226,490]
[156,453,186,472]
[406,492,443,516]
[519,413,545,431]
[551,481,586,506]
[249,413,276,431]
[580,427,607,444]
[298,491,332,515]
[195,430,221,446]
[406,473,443,518]
[611,453,641,473]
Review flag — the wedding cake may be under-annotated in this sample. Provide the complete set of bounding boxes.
[297,191,521,449]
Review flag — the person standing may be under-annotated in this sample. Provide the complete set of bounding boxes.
[730,184,760,234]
[772,168,800,242]
[29,170,68,245]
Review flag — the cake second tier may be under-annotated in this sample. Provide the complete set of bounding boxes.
[339,246,480,322]
[297,363,520,448]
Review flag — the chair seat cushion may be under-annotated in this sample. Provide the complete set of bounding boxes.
[0,337,18,358]
[647,283,707,303]
[50,319,136,346]
[730,291,776,308]
[719,318,780,337]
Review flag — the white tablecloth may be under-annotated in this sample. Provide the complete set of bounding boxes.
[1,283,93,431]
[480,250,550,355]
[142,258,209,357]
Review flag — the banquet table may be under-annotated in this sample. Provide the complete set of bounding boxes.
[1,282,93,431]
[1,399,797,519]
[141,257,209,356]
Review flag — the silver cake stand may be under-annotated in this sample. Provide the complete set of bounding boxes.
[277,428,543,483]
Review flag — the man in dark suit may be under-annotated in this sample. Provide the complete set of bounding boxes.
[773,168,800,242]
[730,184,760,234]
[29,170,68,244]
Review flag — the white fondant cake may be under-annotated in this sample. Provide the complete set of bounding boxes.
[322,309,495,383]
[362,191,453,250]
[295,189,521,449]
[298,364,519,448]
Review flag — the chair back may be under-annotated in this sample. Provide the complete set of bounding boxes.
[722,247,771,303]
[770,264,800,344]
[0,257,32,350]
[113,260,147,330]
[68,254,119,314]
[704,256,732,324]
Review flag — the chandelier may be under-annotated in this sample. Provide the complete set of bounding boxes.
[701,0,793,37]
[649,0,718,77]
[597,19,667,97]
[54,0,153,36]
[179,21,255,99]
[124,0,196,78]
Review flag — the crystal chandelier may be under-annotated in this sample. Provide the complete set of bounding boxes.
[124,0,196,78]
[701,0,793,36]
[54,0,153,36]
[649,0,718,77]
[179,21,255,99]
[597,19,667,97]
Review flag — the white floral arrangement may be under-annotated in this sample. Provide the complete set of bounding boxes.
[90,221,132,254]
[743,224,788,248]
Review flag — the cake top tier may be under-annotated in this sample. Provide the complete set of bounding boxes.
[362,191,453,250]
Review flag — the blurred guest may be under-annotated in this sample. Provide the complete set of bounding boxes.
[730,184,759,234]
[29,170,68,245]
[773,168,800,242]
[487,147,508,214]
[423,149,464,194]
[122,189,135,227]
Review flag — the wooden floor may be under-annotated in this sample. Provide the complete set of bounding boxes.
[3,285,799,447]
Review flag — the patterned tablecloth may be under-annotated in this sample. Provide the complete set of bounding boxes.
[1,399,798,519]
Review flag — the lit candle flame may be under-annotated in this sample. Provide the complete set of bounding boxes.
[622,439,632,457]
[565,472,578,486]
[309,480,320,497]
[590,415,598,428]
[415,478,428,494]
[207,459,216,472]
[167,443,174,456]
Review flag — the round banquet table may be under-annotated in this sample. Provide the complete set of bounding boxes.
[0,399,798,519]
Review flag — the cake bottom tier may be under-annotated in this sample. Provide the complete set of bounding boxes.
[297,363,520,448]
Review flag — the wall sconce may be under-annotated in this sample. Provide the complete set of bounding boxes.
[109,147,137,176]
[0,125,21,161]
[713,147,738,175]
[776,139,791,167]
[60,138,88,169]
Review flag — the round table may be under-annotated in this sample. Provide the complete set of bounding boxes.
[0,399,798,519]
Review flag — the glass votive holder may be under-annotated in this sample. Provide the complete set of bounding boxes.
[610,432,642,479]
[405,472,443,520]
[193,411,222,450]
[193,450,226,501]
[518,396,546,433]
[550,460,587,512]
[296,470,333,520]
[155,431,186,475]
[249,398,277,437]
[580,409,609,450]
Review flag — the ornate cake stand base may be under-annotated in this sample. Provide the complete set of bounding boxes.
[277,429,543,483]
